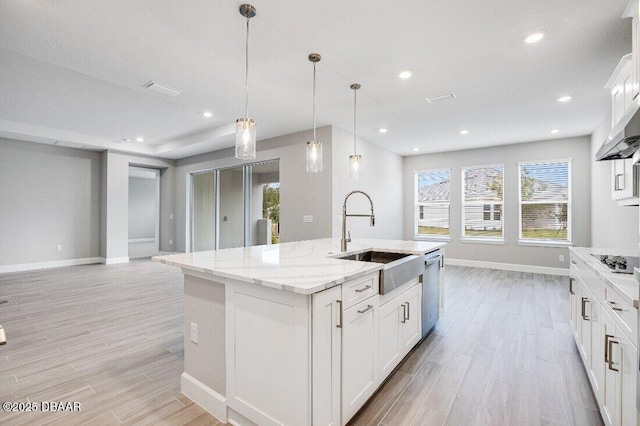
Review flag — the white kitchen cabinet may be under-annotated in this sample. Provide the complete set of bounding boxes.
[625,0,640,99]
[569,250,638,426]
[377,282,423,378]
[312,285,342,426]
[341,295,379,424]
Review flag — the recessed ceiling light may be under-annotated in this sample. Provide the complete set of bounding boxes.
[460,129,469,135]
[379,128,388,133]
[203,111,213,118]
[398,70,413,79]
[136,137,144,142]
[412,147,419,152]
[550,129,560,134]
[557,95,572,103]
[524,32,545,44]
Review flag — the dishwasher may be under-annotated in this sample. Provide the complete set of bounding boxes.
[421,250,441,339]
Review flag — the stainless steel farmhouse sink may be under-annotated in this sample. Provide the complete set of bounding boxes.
[336,250,425,295]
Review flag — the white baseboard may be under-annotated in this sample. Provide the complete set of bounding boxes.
[181,372,227,423]
[446,258,569,276]
[104,257,129,265]
[0,257,103,274]
[128,238,155,243]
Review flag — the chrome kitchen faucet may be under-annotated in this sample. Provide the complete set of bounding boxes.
[341,190,375,252]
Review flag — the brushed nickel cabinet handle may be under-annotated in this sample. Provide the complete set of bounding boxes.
[355,285,372,293]
[608,338,619,372]
[405,302,410,321]
[357,305,373,315]
[401,304,406,323]
[607,301,624,312]
[571,260,577,265]
[337,300,343,328]
[615,173,625,191]
[581,297,590,320]
[569,277,575,295]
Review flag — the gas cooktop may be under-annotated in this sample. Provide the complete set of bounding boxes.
[590,254,640,274]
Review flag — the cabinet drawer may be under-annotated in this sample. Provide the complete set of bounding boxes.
[604,286,637,342]
[342,273,379,309]
[571,257,605,303]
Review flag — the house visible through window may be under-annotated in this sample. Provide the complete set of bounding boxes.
[414,169,450,237]
[462,165,504,240]
[518,160,571,243]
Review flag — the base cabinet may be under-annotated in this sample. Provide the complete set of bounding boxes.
[569,252,638,426]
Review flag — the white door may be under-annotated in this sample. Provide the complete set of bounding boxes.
[378,295,403,377]
[401,284,422,352]
[602,310,617,426]
[312,286,342,426]
[342,297,379,424]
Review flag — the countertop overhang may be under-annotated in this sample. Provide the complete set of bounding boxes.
[153,238,445,295]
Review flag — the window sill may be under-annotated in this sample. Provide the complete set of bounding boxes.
[414,235,451,242]
[518,240,572,248]
[460,237,505,245]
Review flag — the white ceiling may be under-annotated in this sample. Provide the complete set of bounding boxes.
[0,0,631,159]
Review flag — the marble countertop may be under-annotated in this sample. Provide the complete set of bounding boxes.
[569,247,639,308]
[153,238,445,295]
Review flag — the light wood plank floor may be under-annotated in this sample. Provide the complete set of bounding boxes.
[0,261,600,425]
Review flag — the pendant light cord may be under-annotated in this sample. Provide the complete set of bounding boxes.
[353,88,357,155]
[244,14,250,121]
[313,62,317,142]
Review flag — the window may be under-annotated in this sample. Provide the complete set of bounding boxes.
[414,169,450,237]
[462,165,504,240]
[518,160,571,244]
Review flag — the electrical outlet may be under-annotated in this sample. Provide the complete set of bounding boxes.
[169,239,173,245]
[170,214,174,220]
[56,244,62,251]
[303,215,314,223]
[190,322,198,344]
[559,255,564,262]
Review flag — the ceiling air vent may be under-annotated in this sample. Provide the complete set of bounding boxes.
[144,81,182,97]
[426,92,456,103]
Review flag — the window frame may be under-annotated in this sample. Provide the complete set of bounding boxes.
[517,159,572,246]
[413,168,451,240]
[460,163,505,243]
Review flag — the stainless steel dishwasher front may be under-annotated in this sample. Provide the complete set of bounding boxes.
[421,251,441,339]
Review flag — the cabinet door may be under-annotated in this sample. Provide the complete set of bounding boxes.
[569,275,579,337]
[588,291,603,402]
[634,13,640,99]
[613,327,637,426]
[312,286,342,426]
[342,296,379,424]
[578,280,593,367]
[602,310,617,426]
[612,159,635,200]
[401,284,422,353]
[378,296,403,378]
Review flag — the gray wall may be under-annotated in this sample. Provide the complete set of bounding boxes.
[403,137,592,268]
[331,127,404,240]
[0,137,101,265]
[175,126,332,252]
[590,111,638,249]
[128,176,156,240]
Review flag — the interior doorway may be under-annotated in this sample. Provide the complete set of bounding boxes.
[128,166,160,258]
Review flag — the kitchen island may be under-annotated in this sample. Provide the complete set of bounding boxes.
[153,238,445,426]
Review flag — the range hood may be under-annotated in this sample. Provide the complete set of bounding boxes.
[596,103,640,161]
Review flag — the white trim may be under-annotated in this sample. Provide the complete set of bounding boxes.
[517,240,573,248]
[104,256,129,265]
[181,372,227,423]
[460,237,505,245]
[446,258,569,276]
[128,238,155,243]
[0,257,103,274]
[414,235,451,242]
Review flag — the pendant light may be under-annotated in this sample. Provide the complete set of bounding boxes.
[235,4,257,160]
[349,83,362,179]
[306,53,323,172]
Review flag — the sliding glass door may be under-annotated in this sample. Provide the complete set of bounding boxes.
[190,160,280,252]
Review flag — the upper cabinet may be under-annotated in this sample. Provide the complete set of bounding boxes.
[606,54,633,131]
[625,0,640,100]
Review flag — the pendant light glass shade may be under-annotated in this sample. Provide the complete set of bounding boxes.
[306,53,322,172]
[235,118,256,159]
[350,83,362,179]
[235,4,257,160]
[306,141,323,172]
